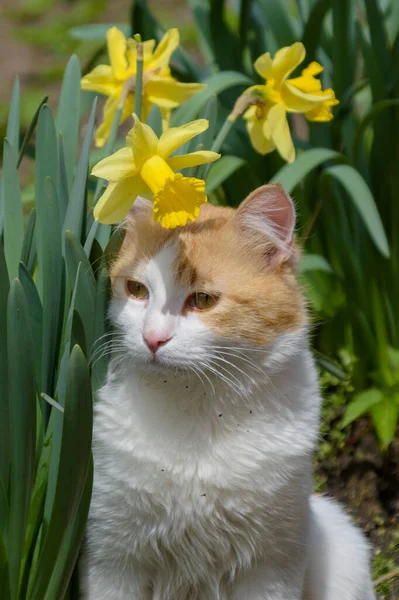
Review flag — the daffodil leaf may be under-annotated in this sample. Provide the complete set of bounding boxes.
[2,139,24,280]
[257,0,300,48]
[57,55,81,193]
[146,105,163,138]
[69,24,130,41]
[269,148,344,192]
[6,77,20,153]
[301,0,332,66]
[171,71,253,126]
[324,165,390,258]
[206,155,246,194]
[299,254,333,274]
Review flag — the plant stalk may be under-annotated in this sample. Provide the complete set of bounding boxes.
[134,34,144,119]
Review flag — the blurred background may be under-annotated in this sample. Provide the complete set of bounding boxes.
[1,0,399,597]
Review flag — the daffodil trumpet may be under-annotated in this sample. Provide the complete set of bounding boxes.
[91,115,221,228]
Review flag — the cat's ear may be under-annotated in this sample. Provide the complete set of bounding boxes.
[236,184,296,266]
[127,196,153,222]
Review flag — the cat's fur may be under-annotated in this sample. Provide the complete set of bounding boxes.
[81,185,375,600]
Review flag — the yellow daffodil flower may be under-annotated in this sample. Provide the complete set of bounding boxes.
[244,42,339,163]
[92,115,220,228]
[81,27,206,147]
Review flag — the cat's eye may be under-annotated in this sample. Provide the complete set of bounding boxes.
[187,292,220,312]
[125,279,149,300]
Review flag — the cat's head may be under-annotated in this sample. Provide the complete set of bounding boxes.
[109,184,307,376]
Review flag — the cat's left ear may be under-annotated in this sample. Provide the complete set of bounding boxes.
[236,184,296,266]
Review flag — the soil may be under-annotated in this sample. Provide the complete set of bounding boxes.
[316,418,399,599]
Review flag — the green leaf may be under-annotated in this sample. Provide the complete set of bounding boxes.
[353,99,399,166]
[19,431,52,597]
[2,139,24,280]
[0,532,10,600]
[299,254,333,273]
[363,0,392,91]
[314,351,347,380]
[69,23,130,40]
[6,77,20,152]
[146,104,163,137]
[341,388,383,428]
[324,164,390,258]
[301,0,332,65]
[269,148,343,192]
[28,346,92,600]
[20,209,37,275]
[171,71,253,126]
[206,156,246,194]
[64,98,97,242]
[65,230,96,351]
[18,96,48,168]
[58,134,70,225]
[0,239,10,495]
[57,56,81,192]
[35,176,63,398]
[45,456,93,599]
[7,279,36,598]
[19,262,43,389]
[257,0,300,47]
[332,0,356,99]
[35,106,59,228]
[371,397,398,449]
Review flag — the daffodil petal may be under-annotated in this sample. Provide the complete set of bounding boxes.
[95,95,133,148]
[244,109,276,155]
[258,42,306,87]
[268,103,295,163]
[145,77,206,108]
[282,81,332,113]
[254,52,273,80]
[157,119,209,158]
[147,28,179,71]
[91,147,136,181]
[81,65,115,96]
[167,151,220,170]
[94,177,150,224]
[126,114,159,167]
[152,173,207,228]
[305,91,339,122]
[107,27,128,80]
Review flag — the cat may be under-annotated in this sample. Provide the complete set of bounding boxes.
[81,185,375,600]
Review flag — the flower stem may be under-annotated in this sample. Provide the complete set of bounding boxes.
[134,34,144,119]
[204,93,263,179]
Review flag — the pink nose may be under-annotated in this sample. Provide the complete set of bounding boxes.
[143,332,172,354]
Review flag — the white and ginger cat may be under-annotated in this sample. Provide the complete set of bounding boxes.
[82,185,375,600]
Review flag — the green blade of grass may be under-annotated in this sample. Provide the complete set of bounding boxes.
[20,209,37,276]
[6,77,20,152]
[57,56,81,192]
[17,96,48,168]
[325,164,390,258]
[0,239,10,500]
[171,71,253,126]
[6,279,36,598]
[28,346,93,600]
[269,148,344,192]
[36,175,64,399]
[206,156,246,194]
[45,456,93,599]
[64,98,97,243]
[18,262,43,391]
[65,230,97,352]
[0,532,10,600]
[2,139,24,280]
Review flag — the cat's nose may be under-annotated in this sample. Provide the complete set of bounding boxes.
[143,332,172,354]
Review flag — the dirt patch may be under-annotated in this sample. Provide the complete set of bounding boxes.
[316,418,399,599]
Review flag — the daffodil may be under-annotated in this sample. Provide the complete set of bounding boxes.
[81,27,206,147]
[244,42,339,162]
[92,115,220,228]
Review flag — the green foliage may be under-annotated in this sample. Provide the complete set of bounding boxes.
[0,59,112,598]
